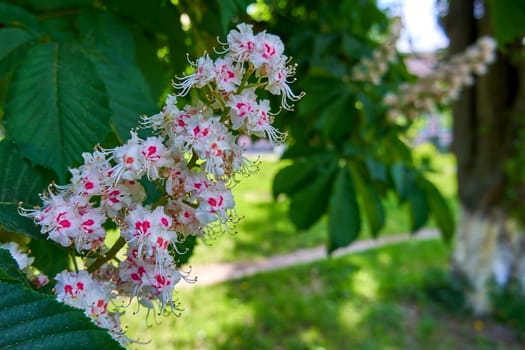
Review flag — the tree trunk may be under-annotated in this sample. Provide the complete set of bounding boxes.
[446,0,525,314]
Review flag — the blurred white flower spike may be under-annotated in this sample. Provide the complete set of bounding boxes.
[383,36,497,119]
[18,23,303,347]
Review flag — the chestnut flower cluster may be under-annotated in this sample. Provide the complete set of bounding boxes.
[351,17,402,85]
[383,36,497,119]
[18,23,302,346]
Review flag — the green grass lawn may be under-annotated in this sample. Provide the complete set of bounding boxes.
[190,143,458,264]
[124,239,523,349]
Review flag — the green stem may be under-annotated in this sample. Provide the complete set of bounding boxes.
[187,151,200,169]
[239,65,255,91]
[87,236,126,273]
[70,252,79,273]
[182,199,199,209]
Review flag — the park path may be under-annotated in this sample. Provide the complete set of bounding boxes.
[182,228,440,288]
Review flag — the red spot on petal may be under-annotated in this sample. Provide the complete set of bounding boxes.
[64,284,73,295]
[76,282,84,291]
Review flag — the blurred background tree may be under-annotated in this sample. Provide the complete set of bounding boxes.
[443,0,525,314]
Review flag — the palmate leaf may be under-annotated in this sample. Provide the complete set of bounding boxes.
[4,42,111,182]
[350,164,385,237]
[288,157,337,230]
[297,76,345,117]
[406,184,429,233]
[0,281,123,350]
[0,140,52,238]
[328,166,360,253]
[0,2,41,35]
[27,239,69,288]
[272,159,319,198]
[0,27,35,79]
[0,140,70,284]
[318,92,355,142]
[78,12,159,141]
[0,249,25,283]
[421,177,455,242]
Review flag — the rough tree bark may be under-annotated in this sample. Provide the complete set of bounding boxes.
[445,0,525,314]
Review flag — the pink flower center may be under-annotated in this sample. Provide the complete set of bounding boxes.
[135,221,151,235]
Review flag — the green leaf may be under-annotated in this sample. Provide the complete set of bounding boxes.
[421,178,455,242]
[487,0,525,45]
[297,76,345,117]
[272,159,319,198]
[78,12,158,141]
[0,140,53,238]
[0,204,41,239]
[28,239,69,284]
[366,158,388,182]
[0,27,34,79]
[217,0,251,34]
[390,162,408,200]
[328,166,360,253]
[350,164,385,237]
[218,0,239,34]
[132,27,173,103]
[0,281,124,349]
[0,140,51,204]
[288,159,337,230]
[4,43,111,181]
[104,0,182,40]
[77,12,136,63]
[406,184,429,232]
[342,34,370,60]
[172,235,197,266]
[0,249,25,283]
[0,2,41,34]
[280,143,326,159]
[318,93,355,141]
[356,93,377,127]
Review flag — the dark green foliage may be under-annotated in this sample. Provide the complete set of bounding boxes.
[491,281,525,337]
[0,141,53,238]
[0,248,25,283]
[288,156,336,230]
[422,267,466,311]
[328,166,360,253]
[487,0,525,46]
[270,0,455,251]
[421,177,455,242]
[5,43,111,180]
[350,164,385,238]
[0,282,124,350]
[272,158,319,198]
[27,239,70,286]
[172,235,198,266]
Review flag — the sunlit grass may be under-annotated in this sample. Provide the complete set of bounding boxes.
[124,239,520,350]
